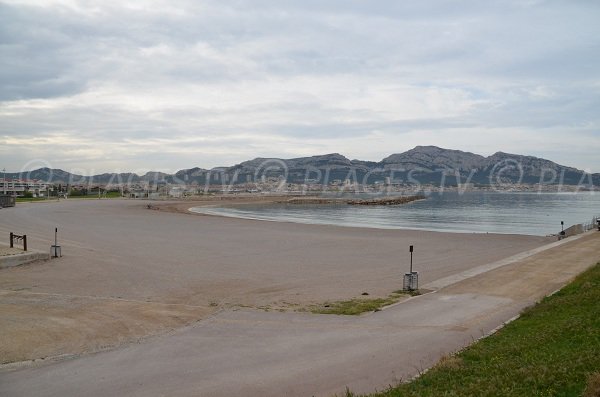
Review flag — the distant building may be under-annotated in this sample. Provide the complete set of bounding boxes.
[129,190,149,199]
[1,179,50,197]
[169,186,185,198]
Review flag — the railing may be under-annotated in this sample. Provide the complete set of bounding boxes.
[9,232,27,251]
[581,215,600,232]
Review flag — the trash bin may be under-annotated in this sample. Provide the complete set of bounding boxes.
[403,272,419,291]
[51,245,62,258]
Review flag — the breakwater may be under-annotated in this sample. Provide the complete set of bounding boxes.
[346,195,426,206]
[281,195,426,206]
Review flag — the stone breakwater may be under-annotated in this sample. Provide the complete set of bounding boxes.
[281,195,426,206]
[346,195,426,206]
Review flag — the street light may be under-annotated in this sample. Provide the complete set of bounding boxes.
[2,168,6,195]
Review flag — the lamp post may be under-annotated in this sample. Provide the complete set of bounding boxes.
[2,168,5,195]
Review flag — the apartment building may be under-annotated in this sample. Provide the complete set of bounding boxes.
[0,179,51,197]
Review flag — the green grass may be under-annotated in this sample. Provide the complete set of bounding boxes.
[309,292,407,315]
[15,197,50,202]
[16,193,123,202]
[347,263,600,397]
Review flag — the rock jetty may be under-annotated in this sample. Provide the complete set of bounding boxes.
[346,195,426,205]
[283,195,425,206]
[280,198,346,205]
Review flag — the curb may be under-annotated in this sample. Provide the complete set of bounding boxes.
[0,251,51,269]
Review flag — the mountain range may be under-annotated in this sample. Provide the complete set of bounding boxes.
[5,146,598,187]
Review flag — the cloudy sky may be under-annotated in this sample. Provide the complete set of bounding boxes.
[1,0,599,174]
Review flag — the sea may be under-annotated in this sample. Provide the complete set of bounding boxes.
[190,191,600,236]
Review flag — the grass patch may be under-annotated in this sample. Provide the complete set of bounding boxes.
[309,292,407,316]
[15,197,50,202]
[346,263,600,397]
[15,193,122,203]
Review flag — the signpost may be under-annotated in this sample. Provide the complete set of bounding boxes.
[51,227,62,258]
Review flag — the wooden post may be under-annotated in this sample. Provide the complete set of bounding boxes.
[23,235,27,251]
[10,232,13,248]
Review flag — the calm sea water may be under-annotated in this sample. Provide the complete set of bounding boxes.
[191,192,600,236]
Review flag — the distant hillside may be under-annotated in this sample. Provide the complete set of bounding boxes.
[6,146,599,187]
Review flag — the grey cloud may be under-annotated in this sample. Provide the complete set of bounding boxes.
[1,0,599,171]
[0,5,86,100]
[267,118,478,140]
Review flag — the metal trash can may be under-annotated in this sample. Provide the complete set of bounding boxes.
[403,271,419,291]
[51,245,62,258]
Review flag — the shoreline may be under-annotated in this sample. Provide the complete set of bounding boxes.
[189,205,544,237]
[148,196,546,238]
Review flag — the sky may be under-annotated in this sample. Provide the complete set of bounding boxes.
[1,0,599,175]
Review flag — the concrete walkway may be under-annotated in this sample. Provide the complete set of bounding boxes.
[2,231,598,397]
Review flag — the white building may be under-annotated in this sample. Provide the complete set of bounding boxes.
[168,186,185,198]
[1,179,51,197]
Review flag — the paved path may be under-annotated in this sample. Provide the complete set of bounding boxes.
[2,229,598,397]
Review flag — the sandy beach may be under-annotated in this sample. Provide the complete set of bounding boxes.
[0,198,552,366]
[2,197,600,397]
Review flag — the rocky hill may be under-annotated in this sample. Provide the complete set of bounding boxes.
[381,146,485,172]
[5,146,598,187]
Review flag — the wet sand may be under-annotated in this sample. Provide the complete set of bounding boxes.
[0,198,551,364]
